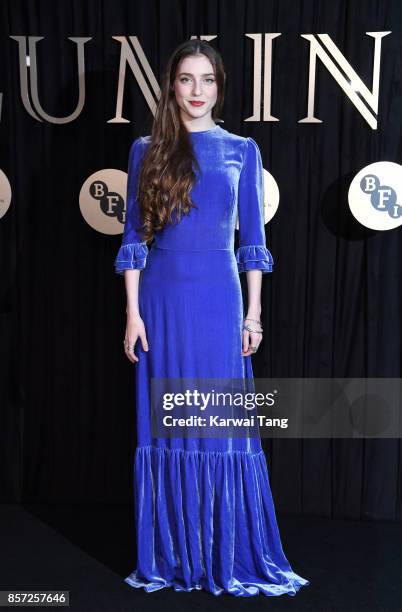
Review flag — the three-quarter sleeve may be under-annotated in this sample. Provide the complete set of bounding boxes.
[235,136,274,274]
[114,137,149,275]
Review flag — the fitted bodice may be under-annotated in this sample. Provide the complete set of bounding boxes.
[114,124,274,275]
[145,125,243,252]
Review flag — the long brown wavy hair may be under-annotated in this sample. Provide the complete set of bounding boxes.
[136,39,226,244]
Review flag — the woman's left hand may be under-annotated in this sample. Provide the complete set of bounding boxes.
[241,322,263,356]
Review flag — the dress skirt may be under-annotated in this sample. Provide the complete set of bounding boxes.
[124,245,310,597]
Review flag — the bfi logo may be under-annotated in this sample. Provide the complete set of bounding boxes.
[349,162,402,230]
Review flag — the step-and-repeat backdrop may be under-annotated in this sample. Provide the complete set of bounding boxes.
[1,0,402,517]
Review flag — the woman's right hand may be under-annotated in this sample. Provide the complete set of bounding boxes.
[124,313,149,364]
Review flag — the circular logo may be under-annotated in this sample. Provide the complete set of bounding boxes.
[79,169,128,235]
[348,161,402,230]
[0,169,12,219]
[263,168,279,224]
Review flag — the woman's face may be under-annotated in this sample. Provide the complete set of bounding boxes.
[173,54,218,125]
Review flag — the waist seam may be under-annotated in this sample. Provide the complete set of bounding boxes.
[152,246,233,252]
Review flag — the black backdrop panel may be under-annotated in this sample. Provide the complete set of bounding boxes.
[1,0,402,519]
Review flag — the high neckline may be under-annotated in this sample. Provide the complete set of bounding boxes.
[188,124,220,135]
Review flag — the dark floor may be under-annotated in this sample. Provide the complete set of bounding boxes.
[1,503,401,611]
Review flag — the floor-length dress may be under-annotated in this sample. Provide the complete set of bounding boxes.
[114,124,310,597]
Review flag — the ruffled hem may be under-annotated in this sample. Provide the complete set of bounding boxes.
[235,245,274,273]
[124,444,310,598]
[114,242,148,274]
[124,569,309,597]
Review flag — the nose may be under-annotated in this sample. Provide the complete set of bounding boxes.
[192,79,203,95]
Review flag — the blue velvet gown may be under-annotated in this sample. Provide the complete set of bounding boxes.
[114,125,310,597]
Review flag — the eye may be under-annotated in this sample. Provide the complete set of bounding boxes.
[180,77,191,83]
[205,78,215,84]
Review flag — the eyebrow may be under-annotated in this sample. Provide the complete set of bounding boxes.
[178,72,215,77]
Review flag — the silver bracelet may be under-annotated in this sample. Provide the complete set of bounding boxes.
[242,324,263,334]
[244,317,262,326]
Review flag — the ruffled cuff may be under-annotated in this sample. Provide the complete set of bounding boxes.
[114,242,148,275]
[235,245,274,274]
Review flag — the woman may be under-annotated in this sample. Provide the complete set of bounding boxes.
[114,39,310,597]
